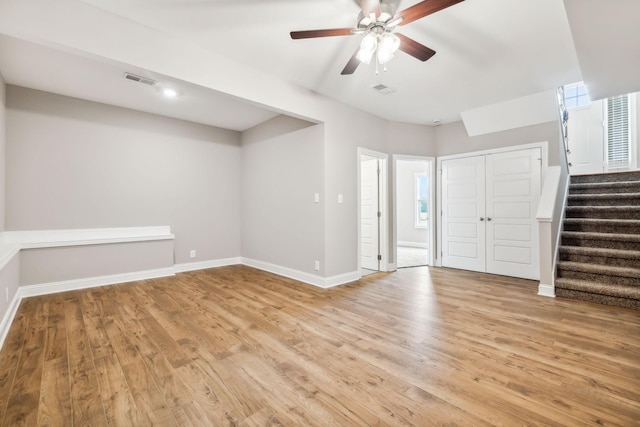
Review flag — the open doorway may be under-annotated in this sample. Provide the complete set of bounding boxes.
[358,148,388,277]
[393,156,435,268]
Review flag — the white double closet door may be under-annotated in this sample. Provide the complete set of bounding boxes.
[441,148,541,280]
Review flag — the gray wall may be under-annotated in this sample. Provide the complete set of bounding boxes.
[241,116,324,274]
[19,240,174,286]
[435,120,561,165]
[6,86,242,264]
[0,73,5,231]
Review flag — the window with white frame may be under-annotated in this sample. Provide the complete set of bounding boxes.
[415,173,428,228]
[564,82,590,109]
[606,94,636,171]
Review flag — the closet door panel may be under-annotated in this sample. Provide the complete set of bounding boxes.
[441,156,486,272]
[485,148,541,280]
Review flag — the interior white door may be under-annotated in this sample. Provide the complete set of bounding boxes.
[360,156,380,270]
[567,100,605,175]
[485,148,541,280]
[441,156,486,272]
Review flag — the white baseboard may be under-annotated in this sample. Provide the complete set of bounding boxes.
[538,283,556,297]
[323,270,360,288]
[0,289,24,351]
[174,257,241,273]
[18,267,176,299]
[241,258,359,289]
[397,241,429,249]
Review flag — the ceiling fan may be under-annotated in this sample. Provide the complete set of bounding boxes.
[290,0,464,75]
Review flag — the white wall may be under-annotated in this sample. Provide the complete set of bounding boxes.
[241,116,324,275]
[435,121,561,165]
[6,86,242,264]
[396,160,429,245]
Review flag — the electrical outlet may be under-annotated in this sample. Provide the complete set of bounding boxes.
[190,250,196,258]
[314,261,320,271]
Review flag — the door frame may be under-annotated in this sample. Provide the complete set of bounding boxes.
[436,141,548,267]
[357,147,389,276]
[392,155,436,268]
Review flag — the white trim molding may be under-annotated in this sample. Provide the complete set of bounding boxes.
[0,286,23,351]
[242,258,359,289]
[0,226,175,270]
[397,241,429,249]
[538,283,556,298]
[18,267,176,299]
[175,258,241,273]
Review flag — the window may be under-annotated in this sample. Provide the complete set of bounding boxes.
[606,94,633,171]
[415,173,428,228]
[564,82,590,109]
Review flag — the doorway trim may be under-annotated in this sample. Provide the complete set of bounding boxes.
[357,147,389,277]
[392,155,436,268]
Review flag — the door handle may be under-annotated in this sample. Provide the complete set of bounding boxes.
[479,217,484,221]
[487,217,492,221]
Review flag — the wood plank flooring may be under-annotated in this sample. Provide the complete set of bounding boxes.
[0,265,639,426]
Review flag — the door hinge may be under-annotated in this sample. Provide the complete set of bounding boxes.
[378,255,382,261]
[377,211,381,218]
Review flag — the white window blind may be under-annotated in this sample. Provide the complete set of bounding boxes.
[607,95,630,170]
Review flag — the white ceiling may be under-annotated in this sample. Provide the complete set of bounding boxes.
[0,34,281,131]
[0,0,638,131]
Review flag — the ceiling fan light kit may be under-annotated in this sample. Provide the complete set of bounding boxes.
[289,0,465,75]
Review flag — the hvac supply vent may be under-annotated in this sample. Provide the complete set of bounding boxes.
[124,72,157,86]
[370,83,396,95]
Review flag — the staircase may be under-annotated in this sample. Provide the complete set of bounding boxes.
[555,170,640,310]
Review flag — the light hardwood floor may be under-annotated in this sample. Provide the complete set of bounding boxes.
[0,265,639,426]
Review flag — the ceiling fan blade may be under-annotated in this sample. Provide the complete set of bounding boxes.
[359,0,381,17]
[341,50,361,75]
[290,28,354,39]
[396,33,436,61]
[396,0,464,26]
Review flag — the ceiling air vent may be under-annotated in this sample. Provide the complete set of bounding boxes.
[370,83,396,95]
[124,72,157,86]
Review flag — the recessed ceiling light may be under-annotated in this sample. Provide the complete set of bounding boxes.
[162,88,178,98]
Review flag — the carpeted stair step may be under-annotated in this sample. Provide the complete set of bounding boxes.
[565,205,640,220]
[561,231,640,251]
[563,218,640,234]
[567,192,640,207]
[555,278,640,310]
[569,181,640,195]
[560,171,640,309]
[559,246,640,268]
[571,170,640,184]
[556,261,640,287]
